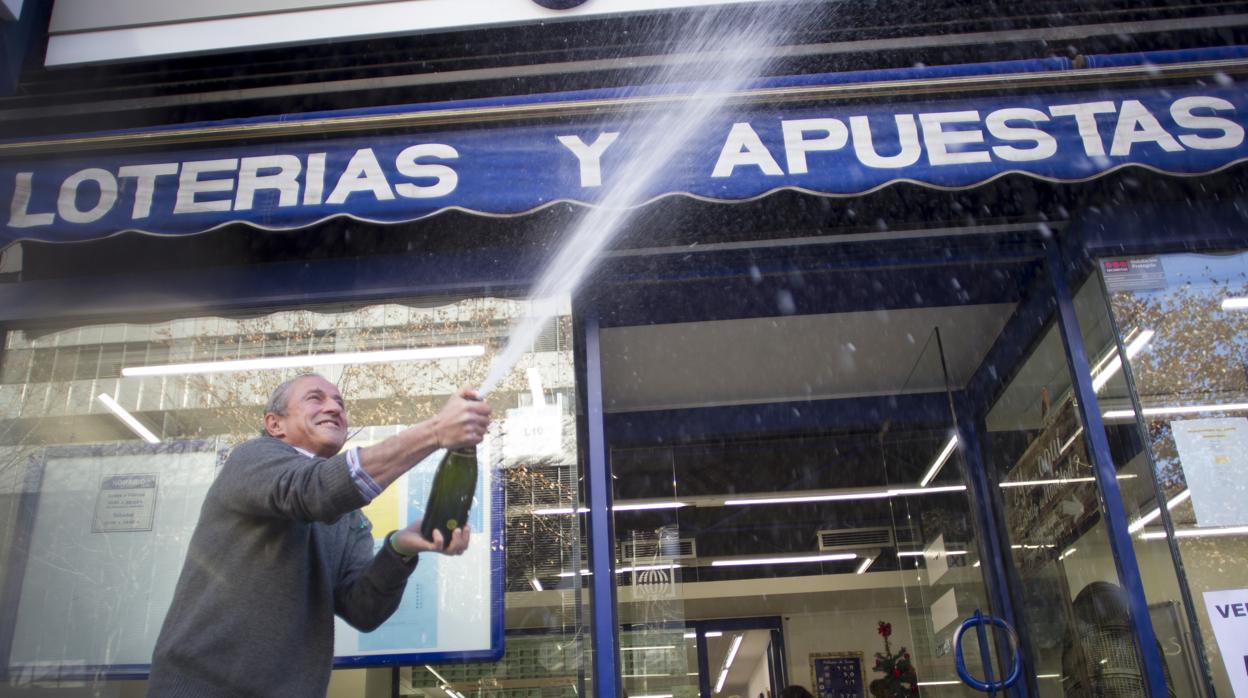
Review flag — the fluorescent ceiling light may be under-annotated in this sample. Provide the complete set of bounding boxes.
[725,491,890,505]
[898,550,967,557]
[1000,476,1094,488]
[917,681,962,687]
[684,631,724,638]
[711,553,855,567]
[533,502,684,515]
[1059,547,1077,560]
[1091,329,1154,392]
[1000,474,1135,488]
[556,569,591,577]
[613,501,687,512]
[715,634,744,693]
[856,557,875,575]
[529,577,543,592]
[724,484,965,506]
[1059,427,1084,456]
[1128,489,1191,534]
[97,393,160,443]
[121,345,485,377]
[888,485,967,496]
[424,666,450,685]
[724,634,743,669]
[617,564,681,574]
[919,435,959,487]
[1104,403,1248,419]
[1140,525,1248,540]
[1222,297,1248,310]
[621,645,676,652]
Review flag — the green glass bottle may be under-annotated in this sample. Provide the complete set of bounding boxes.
[420,445,478,545]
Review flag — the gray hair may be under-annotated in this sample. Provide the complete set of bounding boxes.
[264,372,327,419]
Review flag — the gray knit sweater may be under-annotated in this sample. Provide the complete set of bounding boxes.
[148,436,418,697]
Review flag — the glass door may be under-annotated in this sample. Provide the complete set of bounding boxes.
[886,327,1008,696]
[978,260,1164,697]
[595,248,1037,697]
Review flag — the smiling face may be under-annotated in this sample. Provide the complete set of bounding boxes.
[264,375,349,458]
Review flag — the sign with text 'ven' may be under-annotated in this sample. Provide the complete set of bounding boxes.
[1203,589,1248,697]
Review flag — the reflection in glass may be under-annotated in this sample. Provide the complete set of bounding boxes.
[1090,251,1248,698]
[0,297,586,696]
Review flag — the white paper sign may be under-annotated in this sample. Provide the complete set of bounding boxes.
[92,472,158,533]
[1203,588,1248,696]
[503,405,562,461]
[924,534,950,584]
[1171,418,1248,527]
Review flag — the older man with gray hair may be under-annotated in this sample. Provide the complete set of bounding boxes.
[149,373,491,697]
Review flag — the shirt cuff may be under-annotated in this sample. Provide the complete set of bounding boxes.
[346,447,383,502]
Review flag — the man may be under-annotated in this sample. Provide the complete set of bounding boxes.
[148,373,491,697]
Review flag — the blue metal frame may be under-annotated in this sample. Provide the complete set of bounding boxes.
[1043,241,1171,697]
[952,396,1036,698]
[583,314,622,698]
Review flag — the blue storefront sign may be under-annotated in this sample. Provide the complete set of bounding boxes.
[2,84,1245,247]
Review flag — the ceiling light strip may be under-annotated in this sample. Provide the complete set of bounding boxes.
[1128,489,1192,534]
[97,393,160,443]
[1140,525,1248,540]
[919,435,959,487]
[711,553,855,567]
[121,345,485,377]
[1091,329,1154,392]
[1104,402,1248,419]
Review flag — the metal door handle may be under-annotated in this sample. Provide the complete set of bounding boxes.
[954,609,1023,694]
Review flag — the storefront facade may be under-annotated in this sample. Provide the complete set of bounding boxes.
[0,2,1246,697]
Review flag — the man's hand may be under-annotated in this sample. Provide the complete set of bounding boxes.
[358,386,492,491]
[431,386,492,450]
[393,520,471,556]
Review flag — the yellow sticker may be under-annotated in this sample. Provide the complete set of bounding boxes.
[361,486,399,542]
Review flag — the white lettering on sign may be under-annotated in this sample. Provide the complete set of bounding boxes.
[1172,96,1245,150]
[711,122,783,177]
[986,108,1057,162]
[3,95,1245,230]
[394,143,460,199]
[920,111,991,166]
[326,148,393,204]
[557,132,619,187]
[781,118,849,175]
[850,114,921,169]
[1204,589,1248,696]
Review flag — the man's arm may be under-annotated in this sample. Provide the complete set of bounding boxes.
[357,386,491,490]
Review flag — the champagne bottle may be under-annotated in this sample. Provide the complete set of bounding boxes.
[420,445,478,545]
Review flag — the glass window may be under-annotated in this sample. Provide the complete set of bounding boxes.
[0,295,584,696]
[1083,251,1248,698]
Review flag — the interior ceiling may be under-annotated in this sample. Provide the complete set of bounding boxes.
[600,304,1016,413]
[709,629,772,695]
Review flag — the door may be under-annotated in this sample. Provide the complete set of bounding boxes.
[595,242,1138,697]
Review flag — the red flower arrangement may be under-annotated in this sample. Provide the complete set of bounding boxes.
[869,620,919,697]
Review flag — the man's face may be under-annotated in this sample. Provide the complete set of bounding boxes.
[267,376,349,458]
